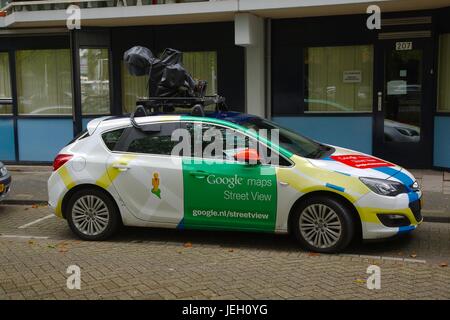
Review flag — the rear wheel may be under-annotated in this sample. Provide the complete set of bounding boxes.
[66,188,120,241]
[292,196,354,253]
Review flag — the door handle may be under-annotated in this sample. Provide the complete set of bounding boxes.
[112,164,130,172]
[189,170,207,179]
[279,181,289,186]
[377,91,383,112]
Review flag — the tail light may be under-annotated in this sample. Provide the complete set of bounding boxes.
[53,154,73,171]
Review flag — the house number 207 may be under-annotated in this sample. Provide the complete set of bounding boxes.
[396,42,413,51]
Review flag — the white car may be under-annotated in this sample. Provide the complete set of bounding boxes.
[48,112,422,253]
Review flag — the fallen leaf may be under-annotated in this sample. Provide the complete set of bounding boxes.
[308,252,320,257]
[439,262,448,268]
[31,205,38,209]
[183,242,192,248]
[354,279,365,284]
[58,247,68,253]
[410,253,417,258]
[47,245,55,249]
[28,240,35,245]
[228,249,234,253]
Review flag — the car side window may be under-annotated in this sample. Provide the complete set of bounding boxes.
[182,122,292,166]
[182,122,245,160]
[119,123,180,156]
[102,129,125,151]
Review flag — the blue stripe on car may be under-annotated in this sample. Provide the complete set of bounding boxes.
[177,218,185,229]
[398,225,416,234]
[373,167,419,202]
[334,171,351,176]
[326,183,345,192]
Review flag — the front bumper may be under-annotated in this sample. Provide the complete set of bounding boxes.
[356,192,422,240]
[0,175,12,201]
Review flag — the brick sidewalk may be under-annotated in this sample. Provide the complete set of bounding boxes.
[0,205,450,300]
[1,236,449,300]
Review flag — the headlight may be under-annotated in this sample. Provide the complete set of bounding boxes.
[359,177,408,196]
[0,166,7,177]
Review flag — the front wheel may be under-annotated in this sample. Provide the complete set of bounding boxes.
[66,188,120,241]
[292,196,354,253]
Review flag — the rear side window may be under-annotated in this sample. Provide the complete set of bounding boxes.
[125,123,179,155]
[127,134,177,155]
[102,129,125,151]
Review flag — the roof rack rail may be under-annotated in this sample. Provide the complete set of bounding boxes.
[130,95,228,130]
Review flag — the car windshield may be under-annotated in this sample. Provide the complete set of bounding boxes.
[236,117,333,159]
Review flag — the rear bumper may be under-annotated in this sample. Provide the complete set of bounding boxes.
[47,170,68,218]
[0,175,12,201]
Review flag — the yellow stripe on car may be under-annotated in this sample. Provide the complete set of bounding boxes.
[58,166,76,190]
[96,154,136,189]
[54,165,76,218]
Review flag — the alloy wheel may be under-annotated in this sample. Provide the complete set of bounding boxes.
[71,195,110,236]
[299,203,342,249]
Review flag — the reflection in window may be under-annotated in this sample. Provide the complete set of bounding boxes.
[183,51,217,96]
[0,52,12,115]
[121,51,217,114]
[438,34,450,112]
[16,49,73,115]
[102,129,124,151]
[121,62,149,114]
[383,49,422,143]
[127,130,177,156]
[80,48,110,115]
[304,45,373,112]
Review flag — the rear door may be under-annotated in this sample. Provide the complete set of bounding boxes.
[106,122,184,225]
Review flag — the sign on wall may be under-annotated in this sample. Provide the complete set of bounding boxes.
[395,42,413,51]
[343,70,362,83]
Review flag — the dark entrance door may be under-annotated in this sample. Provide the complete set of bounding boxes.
[374,38,434,168]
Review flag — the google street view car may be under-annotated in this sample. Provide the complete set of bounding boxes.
[48,46,422,253]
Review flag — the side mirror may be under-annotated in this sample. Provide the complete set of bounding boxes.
[233,148,260,165]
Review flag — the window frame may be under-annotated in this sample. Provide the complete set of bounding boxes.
[302,43,375,115]
[0,51,13,117]
[271,41,376,117]
[14,48,74,117]
[79,46,113,117]
[437,33,450,114]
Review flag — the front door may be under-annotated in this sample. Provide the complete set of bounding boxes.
[373,38,434,168]
[180,121,278,232]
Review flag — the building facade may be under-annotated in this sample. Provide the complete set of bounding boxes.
[0,0,449,170]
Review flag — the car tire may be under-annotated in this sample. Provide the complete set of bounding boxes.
[66,188,120,241]
[292,196,354,253]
